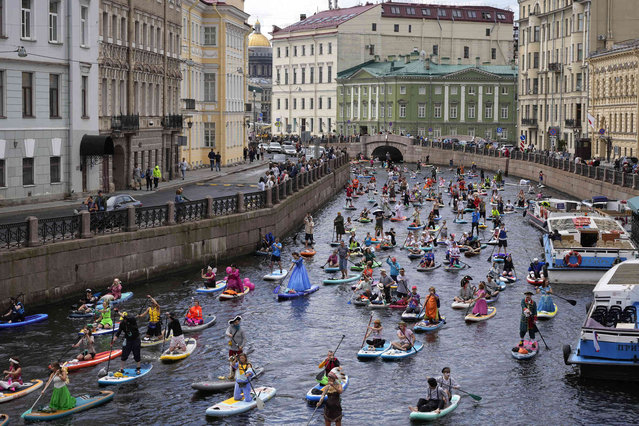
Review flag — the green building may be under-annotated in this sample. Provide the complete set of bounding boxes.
[336,55,518,142]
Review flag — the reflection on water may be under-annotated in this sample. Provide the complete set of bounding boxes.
[0,166,638,425]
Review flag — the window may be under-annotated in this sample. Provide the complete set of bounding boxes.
[318,97,322,110]
[438,9,446,17]
[434,103,441,118]
[576,73,583,91]
[372,23,377,31]
[302,45,305,56]
[50,156,60,183]
[328,43,332,54]
[379,103,384,118]
[49,74,59,117]
[22,72,33,117]
[501,86,508,95]
[468,104,476,119]
[49,1,59,42]
[434,86,442,95]
[464,46,469,59]
[277,98,280,109]
[204,123,216,147]
[418,103,425,118]
[407,7,416,15]
[293,99,296,109]
[468,86,475,95]
[318,67,323,83]
[285,99,288,109]
[310,67,314,84]
[285,46,289,57]
[433,45,438,56]
[387,104,392,118]
[486,28,491,37]
[387,86,392,94]
[301,68,306,84]
[399,104,406,118]
[482,12,491,19]
[310,44,314,55]
[80,6,88,46]
[293,69,297,84]
[0,70,4,117]
[0,160,4,187]
[23,158,34,185]
[204,73,216,101]
[452,10,462,18]
[319,44,323,55]
[81,76,88,117]
[467,10,477,18]
[450,105,458,119]
[204,26,217,45]
[327,66,332,83]
[577,13,584,31]
[408,25,412,33]
[501,105,508,119]
[534,26,540,42]
[500,129,508,139]
[450,86,458,95]
[486,86,493,95]
[419,86,425,95]
[400,86,406,95]
[491,48,496,60]
[328,97,332,109]
[277,47,281,58]
[394,24,399,33]
[577,43,583,61]
[433,128,441,137]
[485,104,493,119]
[0,1,4,37]
[497,13,506,20]
[390,6,400,14]
[368,44,375,55]
[422,8,431,16]
[21,0,31,39]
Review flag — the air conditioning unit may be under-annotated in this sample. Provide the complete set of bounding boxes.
[597,34,607,41]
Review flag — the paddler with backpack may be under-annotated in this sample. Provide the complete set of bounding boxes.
[225,316,246,379]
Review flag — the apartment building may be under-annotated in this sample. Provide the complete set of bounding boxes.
[517,0,639,154]
[0,0,100,204]
[249,20,272,127]
[180,0,250,167]
[98,0,183,191]
[271,2,514,137]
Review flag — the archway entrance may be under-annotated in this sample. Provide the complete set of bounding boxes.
[371,145,404,163]
[112,144,126,190]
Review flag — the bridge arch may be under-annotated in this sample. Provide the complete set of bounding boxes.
[371,145,404,162]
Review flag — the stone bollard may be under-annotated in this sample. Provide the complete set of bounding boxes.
[206,196,214,218]
[621,172,626,187]
[287,179,293,194]
[126,205,138,232]
[266,187,273,208]
[167,201,176,225]
[26,216,38,247]
[80,211,92,238]
[273,184,280,205]
[603,168,608,182]
[237,192,245,213]
[633,174,638,189]
[282,180,288,198]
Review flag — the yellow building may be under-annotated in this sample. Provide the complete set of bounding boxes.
[180,0,250,167]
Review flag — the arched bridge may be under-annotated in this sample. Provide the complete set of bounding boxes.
[341,134,419,162]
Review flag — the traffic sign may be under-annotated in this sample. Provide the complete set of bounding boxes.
[389,122,393,127]
[347,120,351,124]
[497,127,503,133]
[259,112,263,117]
[549,128,557,136]
[599,128,605,135]
[275,121,281,127]
[428,127,433,132]
[520,135,526,141]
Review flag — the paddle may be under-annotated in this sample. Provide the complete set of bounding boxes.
[398,326,414,351]
[160,315,169,354]
[361,314,374,348]
[28,369,57,414]
[56,345,75,364]
[534,324,550,350]
[98,323,118,377]
[552,293,577,306]
[486,244,496,263]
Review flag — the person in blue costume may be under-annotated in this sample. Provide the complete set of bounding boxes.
[283,252,311,293]
[536,278,554,312]
[230,353,255,403]
[419,251,435,268]
[528,257,546,279]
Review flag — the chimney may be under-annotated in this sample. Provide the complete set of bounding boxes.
[300,14,306,21]
[404,54,410,64]
[425,56,430,70]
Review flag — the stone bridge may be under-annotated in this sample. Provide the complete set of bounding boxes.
[340,134,420,162]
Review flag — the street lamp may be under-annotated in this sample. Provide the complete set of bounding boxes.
[252,90,256,143]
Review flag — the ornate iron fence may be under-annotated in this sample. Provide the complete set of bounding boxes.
[136,205,168,229]
[38,215,80,244]
[0,222,28,249]
[244,191,266,211]
[178,199,207,222]
[90,210,127,234]
[212,195,237,216]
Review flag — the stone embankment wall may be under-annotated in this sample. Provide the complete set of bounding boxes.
[0,160,350,310]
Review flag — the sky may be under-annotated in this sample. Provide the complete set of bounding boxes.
[245,0,519,39]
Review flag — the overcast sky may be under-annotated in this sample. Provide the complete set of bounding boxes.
[245,0,518,39]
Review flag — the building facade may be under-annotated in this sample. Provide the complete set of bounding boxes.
[179,0,250,168]
[98,0,183,191]
[271,2,514,137]
[517,0,639,153]
[0,0,100,204]
[337,57,518,142]
[588,39,639,160]
[248,20,272,127]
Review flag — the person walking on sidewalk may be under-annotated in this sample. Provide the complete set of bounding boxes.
[153,165,161,189]
[243,147,248,163]
[133,163,142,190]
[215,152,222,171]
[179,158,188,180]
[208,149,215,171]
[145,166,153,191]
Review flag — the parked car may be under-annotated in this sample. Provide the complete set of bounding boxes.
[106,194,143,211]
[257,142,268,151]
[303,145,326,159]
[500,144,514,153]
[267,142,282,153]
[282,144,297,156]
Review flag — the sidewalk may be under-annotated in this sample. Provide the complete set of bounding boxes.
[0,160,268,217]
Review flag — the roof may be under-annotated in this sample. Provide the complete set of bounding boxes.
[381,2,513,24]
[249,20,271,47]
[272,3,377,36]
[337,59,518,80]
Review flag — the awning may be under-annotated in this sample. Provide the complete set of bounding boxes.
[80,135,114,156]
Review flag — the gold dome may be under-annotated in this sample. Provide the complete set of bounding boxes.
[249,20,271,47]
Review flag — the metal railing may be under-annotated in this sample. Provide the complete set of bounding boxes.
[38,215,80,244]
[111,114,140,132]
[136,205,168,229]
[0,222,28,249]
[90,210,128,234]
[244,191,266,211]
[212,195,238,216]
[163,114,183,130]
[178,199,207,222]
[521,118,538,126]
[565,119,580,128]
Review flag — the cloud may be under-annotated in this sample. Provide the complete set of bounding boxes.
[245,0,518,39]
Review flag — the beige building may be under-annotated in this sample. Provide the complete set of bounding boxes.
[517,0,639,154]
[98,0,183,191]
[589,39,639,161]
[179,0,250,168]
[271,2,514,137]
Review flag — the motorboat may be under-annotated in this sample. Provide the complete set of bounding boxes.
[563,260,639,380]
[527,198,584,231]
[542,213,638,284]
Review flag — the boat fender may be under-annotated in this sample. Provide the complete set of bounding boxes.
[564,251,582,267]
[562,344,572,365]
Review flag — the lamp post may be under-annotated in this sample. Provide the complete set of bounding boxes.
[252,89,256,143]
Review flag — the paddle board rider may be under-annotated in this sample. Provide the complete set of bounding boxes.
[405,286,421,314]
[304,213,315,250]
[519,291,538,346]
[453,276,474,304]
[0,357,22,391]
[116,311,142,375]
[536,279,554,312]
[201,266,217,288]
[269,238,283,274]
[423,287,441,324]
[2,296,25,323]
[231,353,255,403]
[225,316,245,379]
[185,300,203,326]
[95,300,113,330]
[337,241,349,280]
[436,367,459,399]
[77,289,98,314]
[409,377,449,414]
[528,258,546,279]
[165,312,187,354]
[43,363,75,411]
[327,251,339,268]
[317,350,340,385]
[365,319,385,349]
[72,326,96,361]
[378,269,395,303]
[334,212,346,242]
[318,372,343,426]
[138,295,162,340]
[391,321,415,351]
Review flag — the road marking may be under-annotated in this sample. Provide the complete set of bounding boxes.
[195,183,257,188]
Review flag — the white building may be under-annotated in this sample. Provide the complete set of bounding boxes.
[0,0,100,204]
[271,2,514,137]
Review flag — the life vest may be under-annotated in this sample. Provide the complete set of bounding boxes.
[102,307,111,321]
[187,305,203,321]
[149,306,160,323]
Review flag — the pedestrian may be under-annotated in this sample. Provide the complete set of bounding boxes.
[519,291,538,345]
[145,166,153,191]
[260,146,265,160]
[337,240,349,279]
[153,165,161,189]
[179,158,188,180]
[334,212,345,242]
[175,188,185,222]
[208,149,215,171]
[304,213,315,249]
[133,163,142,190]
[215,152,222,171]
[116,311,142,375]
[243,147,248,163]
[94,190,106,211]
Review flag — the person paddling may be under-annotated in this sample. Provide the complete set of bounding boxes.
[364,319,385,349]
[536,278,554,312]
[77,289,98,314]
[201,266,217,288]
[165,312,187,354]
[316,350,340,385]
[116,311,142,375]
[269,238,283,274]
[72,326,96,361]
[409,377,449,414]
[471,283,489,317]
[327,250,339,268]
[230,353,255,403]
[0,358,22,391]
[95,300,113,330]
[423,287,441,324]
[405,286,422,314]
[42,363,75,411]
[317,372,343,426]
[138,295,162,340]
[519,291,538,347]
[453,276,474,304]
[391,321,415,351]
[2,296,25,323]
[436,367,460,399]
[225,316,246,379]
[185,300,203,326]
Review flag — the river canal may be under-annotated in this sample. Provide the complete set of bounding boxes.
[1,164,638,425]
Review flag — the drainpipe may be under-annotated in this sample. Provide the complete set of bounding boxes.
[212,2,225,162]
[186,2,196,164]
[66,0,74,195]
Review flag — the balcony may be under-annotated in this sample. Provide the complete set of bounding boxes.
[565,119,581,128]
[111,114,140,133]
[521,118,538,127]
[162,114,183,130]
[548,62,561,72]
[183,98,196,110]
